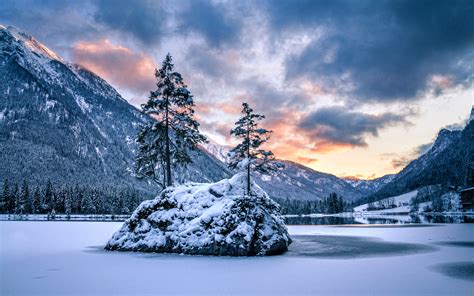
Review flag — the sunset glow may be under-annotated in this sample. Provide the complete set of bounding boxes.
[2,0,472,179]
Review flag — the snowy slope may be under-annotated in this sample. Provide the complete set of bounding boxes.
[0,25,230,191]
[200,142,231,163]
[354,190,418,213]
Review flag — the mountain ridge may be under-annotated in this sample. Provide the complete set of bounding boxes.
[365,118,473,202]
[0,25,230,195]
[201,141,365,201]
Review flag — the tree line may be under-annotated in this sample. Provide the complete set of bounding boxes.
[0,179,146,215]
[276,192,354,215]
[1,177,354,216]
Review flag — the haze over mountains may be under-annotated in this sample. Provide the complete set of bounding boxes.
[1,25,472,204]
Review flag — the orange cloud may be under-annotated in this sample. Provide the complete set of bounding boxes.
[261,108,356,161]
[216,101,242,115]
[296,156,319,164]
[72,39,156,94]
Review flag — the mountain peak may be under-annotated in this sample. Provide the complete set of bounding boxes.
[0,24,62,62]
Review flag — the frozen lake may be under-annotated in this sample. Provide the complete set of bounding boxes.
[1,222,473,295]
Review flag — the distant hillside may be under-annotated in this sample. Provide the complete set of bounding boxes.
[344,174,396,195]
[363,116,474,204]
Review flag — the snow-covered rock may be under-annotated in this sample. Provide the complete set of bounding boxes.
[105,173,292,256]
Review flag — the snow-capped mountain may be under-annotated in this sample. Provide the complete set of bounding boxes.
[202,141,364,201]
[200,142,231,163]
[261,160,364,202]
[344,174,396,195]
[0,25,229,193]
[368,119,474,201]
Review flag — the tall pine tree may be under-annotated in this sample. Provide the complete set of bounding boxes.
[17,180,29,214]
[1,179,10,213]
[10,184,19,213]
[64,190,72,215]
[32,186,41,214]
[135,53,206,188]
[81,192,95,214]
[228,102,275,195]
[43,179,53,214]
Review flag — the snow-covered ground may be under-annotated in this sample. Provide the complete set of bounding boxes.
[1,222,472,295]
[0,214,131,221]
[354,190,419,213]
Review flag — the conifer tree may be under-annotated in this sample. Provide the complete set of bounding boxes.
[64,190,72,215]
[81,193,95,214]
[32,186,41,214]
[9,183,19,214]
[17,180,29,214]
[228,102,275,195]
[1,179,9,213]
[135,53,207,188]
[43,180,53,213]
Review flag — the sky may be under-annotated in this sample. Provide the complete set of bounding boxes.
[1,0,473,179]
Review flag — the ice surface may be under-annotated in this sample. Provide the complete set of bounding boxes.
[1,222,473,295]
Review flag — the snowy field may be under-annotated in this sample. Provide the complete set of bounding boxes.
[353,190,418,213]
[1,222,473,296]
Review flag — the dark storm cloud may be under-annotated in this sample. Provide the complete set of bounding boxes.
[298,106,410,146]
[93,0,244,48]
[177,0,243,48]
[269,0,474,102]
[2,0,472,120]
[1,0,244,49]
[0,0,98,48]
[93,0,166,46]
[185,45,240,82]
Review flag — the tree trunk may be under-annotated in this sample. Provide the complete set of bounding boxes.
[165,97,172,187]
[246,127,250,196]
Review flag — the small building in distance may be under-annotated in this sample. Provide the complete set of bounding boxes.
[459,187,474,210]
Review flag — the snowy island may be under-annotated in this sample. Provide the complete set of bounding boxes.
[105,173,292,256]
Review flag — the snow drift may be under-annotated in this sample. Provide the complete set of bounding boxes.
[105,173,291,256]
